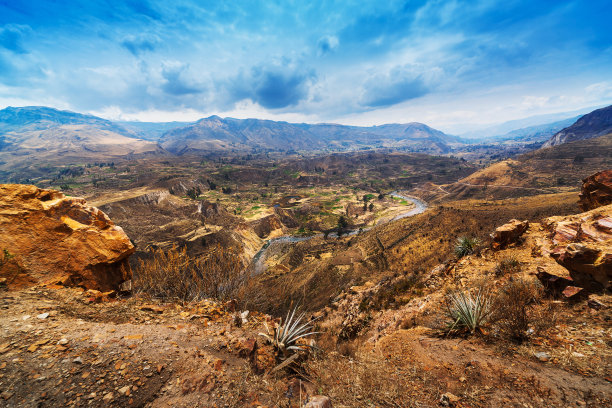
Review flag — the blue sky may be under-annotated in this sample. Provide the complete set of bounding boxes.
[0,0,611,133]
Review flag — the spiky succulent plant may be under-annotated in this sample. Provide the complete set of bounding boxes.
[259,306,318,357]
[454,236,480,258]
[446,289,491,334]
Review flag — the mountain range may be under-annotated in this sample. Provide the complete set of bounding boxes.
[0,105,610,171]
[542,105,612,148]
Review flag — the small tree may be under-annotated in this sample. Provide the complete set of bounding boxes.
[337,216,348,237]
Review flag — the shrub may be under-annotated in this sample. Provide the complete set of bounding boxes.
[133,245,244,302]
[492,279,547,342]
[259,306,318,358]
[495,256,521,276]
[454,236,480,258]
[445,289,492,334]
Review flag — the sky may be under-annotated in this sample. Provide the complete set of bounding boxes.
[0,0,611,133]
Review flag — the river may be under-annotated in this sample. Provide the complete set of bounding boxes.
[250,192,428,274]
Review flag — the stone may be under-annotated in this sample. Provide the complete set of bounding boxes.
[72,356,83,364]
[57,338,69,345]
[561,286,587,301]
[102,392,114,403]
[536,268,574,295]
[490,219,529,249]
[587,299,605,310]
[0,184,134,291]
[545,204,612,292]
[552,243,611,291]
[579,170,612,211]
[534,351,551,362]
[118,385,131,396]
[440,392,460,407]
[240,310,249,324]
[36,313,49,319]
[304,395,333,408]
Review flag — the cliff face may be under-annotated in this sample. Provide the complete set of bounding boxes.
[0,184,134,291]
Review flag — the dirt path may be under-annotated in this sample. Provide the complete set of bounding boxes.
[0,287,268,407]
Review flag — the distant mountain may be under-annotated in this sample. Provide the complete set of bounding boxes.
[0,106,163,166]
[482,116,581,144]
[458,106,602,140]
[160,116,460,154]
[542,105,612,148]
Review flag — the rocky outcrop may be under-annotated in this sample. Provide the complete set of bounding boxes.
[490,219,529,249]
[545,204,612,291]
[579,170,612,211]
[0,184,134,291]
[251,214,283,238]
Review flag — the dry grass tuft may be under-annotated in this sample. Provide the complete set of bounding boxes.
[492,279,556,342]
[494,256,521,276]
[133,245,244,302]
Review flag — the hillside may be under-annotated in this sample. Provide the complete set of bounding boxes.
[543,105,612,147]
[422,133,612,201]
[160,116,460,155]
[0,107,165,179]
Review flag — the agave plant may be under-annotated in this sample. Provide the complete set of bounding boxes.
[259,306,318,357]
[446,289,491,334]
[454,236,480,258]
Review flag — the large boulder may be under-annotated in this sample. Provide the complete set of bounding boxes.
[579,170,612,211]
[490,219,529,249]
[545,204,612,292]
[0,184,134,291]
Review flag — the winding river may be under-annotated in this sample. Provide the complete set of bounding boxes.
[250,192,428,274]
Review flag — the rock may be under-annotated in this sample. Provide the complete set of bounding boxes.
[304,395,333,408]
[237,338,257,359]
[440,392,460,406]
[561,286,588,301]
[118,385,131,396]
[0,184,134,291]
[102,392,114,403]
[545,204,612,292]
[57,338,69,346]
[579,170,612,211]
[490,219,529,249]
[534,351,551,362]
[536,268,574,295]
[72,356,83,364]
[240,310,249,324]
[552,243,611,291]
[36,312,49,319]
[587,299,605,310]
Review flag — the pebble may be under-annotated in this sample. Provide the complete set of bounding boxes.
[36,313,49,319]
[102,392,113,403]
[118,385,131,396]
[534,351,551,362]
[58,338,69,346]
[72,356,83,364]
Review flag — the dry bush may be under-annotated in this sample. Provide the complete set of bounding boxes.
[133,245,244,302]
[305,353,433,407]
[492,279,552,342]
[494,256,521,276]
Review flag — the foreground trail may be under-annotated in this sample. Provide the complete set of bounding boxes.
[0,287,276,407]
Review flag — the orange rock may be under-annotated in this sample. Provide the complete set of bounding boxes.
[579,170,612,211]
[490,219,529,249]
[0,184,134,291]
